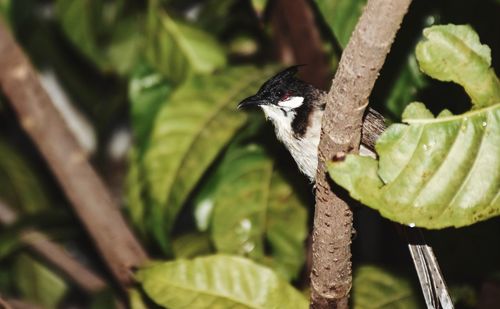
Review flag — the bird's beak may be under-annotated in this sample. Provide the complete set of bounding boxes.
[237,95,268,109]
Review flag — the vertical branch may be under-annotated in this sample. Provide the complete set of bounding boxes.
[311,0,412,307]
[0,22,148,287]
[270,0,331,89]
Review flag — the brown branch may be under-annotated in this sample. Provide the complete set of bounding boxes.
[271,0,331,89]
[0,21,148,287]
[0,200,107,294]
[311,0,412,308]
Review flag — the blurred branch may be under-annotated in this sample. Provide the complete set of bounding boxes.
[312,0,412,308]
[0,200,106,293]
[0,21,148,287]
[0,297,13,309]
[270,0,331,89]
[0,298,41,309]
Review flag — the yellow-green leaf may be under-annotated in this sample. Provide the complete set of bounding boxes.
[143,66,274,252]
[416,24,500,107]
[211,145,307,280]
[146,10,226,84]
[136,255,308,309]
[329,102,500,229]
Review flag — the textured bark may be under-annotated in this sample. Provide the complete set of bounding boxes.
[0,22,148,287]
[311,0,412,307]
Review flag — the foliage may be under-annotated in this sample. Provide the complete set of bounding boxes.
[315,0,366,48]
[210,144,307,280]
[136,255,309,309]
[0,0,499,308]
[329,25,500,229]
[353,266,419,309]
[14,254,68,308]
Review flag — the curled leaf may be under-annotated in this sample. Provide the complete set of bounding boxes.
[329,102,500,229]
[416,24,500,107]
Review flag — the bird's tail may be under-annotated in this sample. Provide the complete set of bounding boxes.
[403,226,454,309]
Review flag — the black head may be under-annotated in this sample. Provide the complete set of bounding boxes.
[238,65,309,110]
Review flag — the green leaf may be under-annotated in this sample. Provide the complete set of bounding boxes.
[353,265,419,309]
[143,66,274,252]
[129,63,172,149]
[0,0,11,25]
[193,167,220,232]
[315,0,367,48]
[15,254,68,308]
[0,141,50,213]
[265,171,308,280]
[385,54,428,118]
[172,232,213,258]
[416,24,500,108]
[0,228,22,259]
[211,145,271,260]
[250,0,268,17]
[146,9,226,84]
[125,148,148,239]
[55,0,144,75]
[136,255,309,309]
[329,102,500,229]
[211,145,307,280]
[129,288,149,309]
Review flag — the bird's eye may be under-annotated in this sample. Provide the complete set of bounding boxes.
[277,89,290,101]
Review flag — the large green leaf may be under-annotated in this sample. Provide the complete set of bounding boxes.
[143,66,274,252]
[146,8,226,84]
[416,24,500,108]
[211,145,307,280]
[136,255,309,309]
[129,63,172,150]
[329,102,500,228]
[353,266,418,309]
[55,0,144,75]
[15,254,68,308]
[315,0,367,48]
[211,145,271,260]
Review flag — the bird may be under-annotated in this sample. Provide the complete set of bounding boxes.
[238,65,452,308]
[237,65,384,181]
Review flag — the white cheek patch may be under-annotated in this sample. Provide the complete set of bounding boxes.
[277,96,304,109]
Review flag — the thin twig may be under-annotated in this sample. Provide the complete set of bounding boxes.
[0,200,107,293]
[311,0,412,307]
[0,21,148,287]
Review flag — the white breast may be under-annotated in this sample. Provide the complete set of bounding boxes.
[261,105,322,182]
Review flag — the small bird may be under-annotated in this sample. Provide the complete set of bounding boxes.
[238,65,452,308]
[238,65,384,181]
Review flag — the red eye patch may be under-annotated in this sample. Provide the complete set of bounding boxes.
[281,92,291,101]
